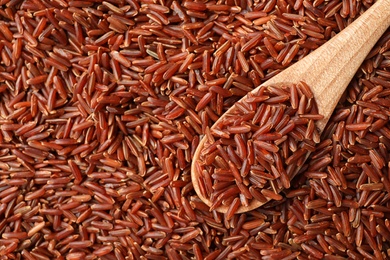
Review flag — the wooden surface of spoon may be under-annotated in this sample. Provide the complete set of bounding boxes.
[191,0,390,213]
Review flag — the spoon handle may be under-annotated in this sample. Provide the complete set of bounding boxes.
[263,0,390,131]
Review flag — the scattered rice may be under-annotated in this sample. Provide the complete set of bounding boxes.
[0,0,387,259]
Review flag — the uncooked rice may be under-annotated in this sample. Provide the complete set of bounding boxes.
[0,0,389,259]
[196,82,322,213]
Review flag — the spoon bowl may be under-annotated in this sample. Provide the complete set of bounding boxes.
[191,0,390,213]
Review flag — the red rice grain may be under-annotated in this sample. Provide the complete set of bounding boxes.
[0,0,387,259]
[198,83,321,212]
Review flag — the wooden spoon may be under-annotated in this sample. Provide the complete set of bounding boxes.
[191,0,390,213]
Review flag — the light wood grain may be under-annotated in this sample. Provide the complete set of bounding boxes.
[191,0,390,214]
